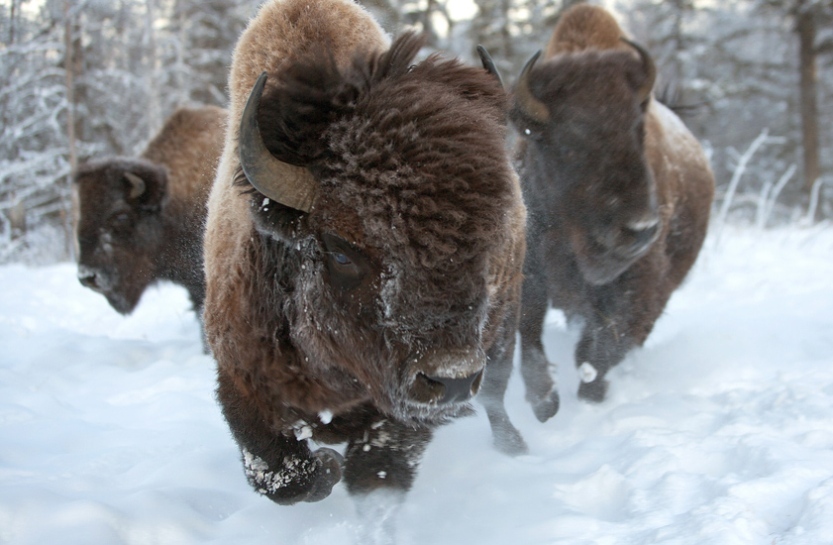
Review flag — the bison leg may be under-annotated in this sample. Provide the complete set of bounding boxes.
[217,375,343,504]
[479,323,529,455]
[518,256,561,422]
[575,275,665,402]
[574,315,633,403]
[343,418,432,545]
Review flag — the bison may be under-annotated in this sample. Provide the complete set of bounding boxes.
[202,0,526,539]
[509,4,715,414]
[74,106,226,340]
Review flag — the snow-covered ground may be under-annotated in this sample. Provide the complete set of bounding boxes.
[2,225,833,545]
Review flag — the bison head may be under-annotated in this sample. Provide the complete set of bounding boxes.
[511,40,661,285]
[74,158,169,314]
[230,34,517,423]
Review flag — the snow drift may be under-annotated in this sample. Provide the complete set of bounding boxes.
[2,226,833,545]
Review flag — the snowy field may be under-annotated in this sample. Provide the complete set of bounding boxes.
[2,225,833,545]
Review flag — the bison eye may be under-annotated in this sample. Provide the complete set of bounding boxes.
[110,211,131,229]
[322,233,368,291]
[332,252,352,266]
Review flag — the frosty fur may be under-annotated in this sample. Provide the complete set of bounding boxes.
[74,105,226,344]
[203,0,526,520]
[511,4,715,409]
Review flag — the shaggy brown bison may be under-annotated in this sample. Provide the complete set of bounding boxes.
[74,106,225,334]
[510,4,715,414]
[202,0,526,539]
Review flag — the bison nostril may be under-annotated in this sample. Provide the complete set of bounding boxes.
[78,272,99,289]
[408,347,487,405]
[426,369,484,404]
[621,219,659,253]
[410,373,446,404]
[632,223,658,246]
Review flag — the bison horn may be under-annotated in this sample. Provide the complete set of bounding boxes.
[476,45,503,89]
[514,50,550,124]
[239,72,318,213]
[124,172,145,199]
[621,38,656,105]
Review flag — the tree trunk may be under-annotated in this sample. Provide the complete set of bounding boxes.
[144,0,162,138]
[64,1,78,259]
[796,7,820,195]
[8,0,17,44]
[64,3,77,178]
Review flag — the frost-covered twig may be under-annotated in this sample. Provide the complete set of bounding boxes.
[755,182,772,230]
[713,130,778,246]
[757,164,796,230]
[801,177,825,227]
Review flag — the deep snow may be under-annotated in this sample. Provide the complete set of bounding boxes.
[2,225,833,545]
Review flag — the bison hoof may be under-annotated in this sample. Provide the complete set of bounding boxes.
[494,425,529,457]
[305,448,345,503]
[577,378,608,403]
[531,389,560,422]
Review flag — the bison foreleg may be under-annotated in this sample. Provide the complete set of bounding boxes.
[343,418,430,494]
[217,377,343,504]
[240,441,343,504]
[574,317,633,403]
[518,260,560,422]
[343,418,431,544]
[479,325,529,455]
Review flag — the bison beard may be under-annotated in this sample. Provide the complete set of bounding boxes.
[202,0,527,540]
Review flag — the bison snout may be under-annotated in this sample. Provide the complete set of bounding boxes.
[408,348,486,405]
[77,266,101,290]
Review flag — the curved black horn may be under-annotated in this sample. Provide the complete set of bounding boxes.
[514,50,550,124]
[476,45,503,89]
[239,72,318,213]
[621,38,656,104]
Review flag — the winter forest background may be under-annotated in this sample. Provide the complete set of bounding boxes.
[0,0,831,264]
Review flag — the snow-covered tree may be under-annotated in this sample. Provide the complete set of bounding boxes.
[1,0,832,263]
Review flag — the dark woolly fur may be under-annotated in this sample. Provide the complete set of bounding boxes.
[207,27,527,515]
[257,34,507,167]
[510,4,715,412]
[249,32,516,334]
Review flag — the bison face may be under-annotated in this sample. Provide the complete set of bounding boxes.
[233,34,514,423]
[511,44,661,285]
[247,177,492,424]
[74,158,169,314]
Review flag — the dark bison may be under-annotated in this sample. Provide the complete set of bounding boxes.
[510,4,715,414]
[202,0,526,539]
[74,106,226,335]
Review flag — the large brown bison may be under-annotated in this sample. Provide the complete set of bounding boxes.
[74,106,226,335]
[202,0,526,538]
[510,4,715,414]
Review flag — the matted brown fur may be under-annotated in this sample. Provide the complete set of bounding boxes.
[203,0,527,521]
[511,4,715,412]
[74,105,226,324]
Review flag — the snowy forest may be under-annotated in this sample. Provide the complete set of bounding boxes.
[5,2,833,544]
[0,0,832,264]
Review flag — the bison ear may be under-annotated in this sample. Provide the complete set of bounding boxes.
[123,167,168,212]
